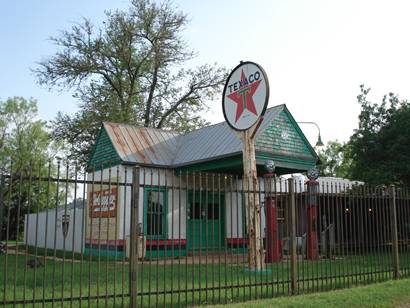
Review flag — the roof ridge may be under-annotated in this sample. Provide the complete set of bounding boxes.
[180,120,226,136]
[102,122,182,135]
[179,104,285,136]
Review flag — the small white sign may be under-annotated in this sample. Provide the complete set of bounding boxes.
[222,61,269,131]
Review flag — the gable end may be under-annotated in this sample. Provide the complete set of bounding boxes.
[87,126,122,170]
[256,107,318,162]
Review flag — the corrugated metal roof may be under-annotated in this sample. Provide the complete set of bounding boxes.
[103,122,182,166]
[103,104,304,167]
[172,121,242,166]
[172,105,285,166]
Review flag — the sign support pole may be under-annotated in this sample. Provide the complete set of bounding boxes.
[241,128,265,271]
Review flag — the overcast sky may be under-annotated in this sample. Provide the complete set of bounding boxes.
[1,0,410,146]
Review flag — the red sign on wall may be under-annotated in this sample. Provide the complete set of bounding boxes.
[88,187,118,218]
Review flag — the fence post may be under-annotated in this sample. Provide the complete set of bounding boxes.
[288,178,297,294]
[0,175,4,237]
[130,166,140,308]
[390,185,400,279]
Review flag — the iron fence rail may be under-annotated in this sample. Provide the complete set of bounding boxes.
[0,163,409,307]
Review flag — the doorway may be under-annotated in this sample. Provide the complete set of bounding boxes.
[186,191,225,251]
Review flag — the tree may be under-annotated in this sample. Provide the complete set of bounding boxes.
[348,85,410,185]
[35,0,228,165]
[0,97,59,240]
[0,97,51,173]
[317,140,352,178]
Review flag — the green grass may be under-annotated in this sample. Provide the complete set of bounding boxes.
[23,244,118,262]
[210,278,410,307]
[1,250,410,307]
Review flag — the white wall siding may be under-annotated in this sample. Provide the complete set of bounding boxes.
[24,207,85,253]
[167,189,187,239]
[225,191,244,238]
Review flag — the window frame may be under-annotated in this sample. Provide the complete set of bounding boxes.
[143,187,168,240]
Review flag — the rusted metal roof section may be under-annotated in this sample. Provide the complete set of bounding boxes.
[103,122,181,166]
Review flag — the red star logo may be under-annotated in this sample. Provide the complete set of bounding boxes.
[227,70,261,123]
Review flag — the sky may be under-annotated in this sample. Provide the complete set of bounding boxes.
[1,0,410,146]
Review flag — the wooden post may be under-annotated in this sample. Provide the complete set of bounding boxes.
[288,178,297,294]
[130,167,140,308]
[0,176,4,234]
[390,185,400,279]
[242,129,265,271]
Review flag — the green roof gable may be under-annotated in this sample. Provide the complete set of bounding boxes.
[256,107,317,161]
[87,126,122,170]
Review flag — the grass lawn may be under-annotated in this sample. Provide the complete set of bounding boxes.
[210,278,410,307]
[1,249,410,307]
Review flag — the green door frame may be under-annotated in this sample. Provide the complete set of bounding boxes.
[186,190,225,251]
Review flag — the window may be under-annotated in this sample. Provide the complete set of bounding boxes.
[188,202,219,220]
[189,202,203,219]
[207,203,219,220]
[144,189,167,239]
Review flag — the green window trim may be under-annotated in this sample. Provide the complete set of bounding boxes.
[143,187,168,240]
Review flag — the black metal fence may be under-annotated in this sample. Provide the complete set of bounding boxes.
[1,163,410,307]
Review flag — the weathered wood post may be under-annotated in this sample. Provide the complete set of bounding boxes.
[288,178,297,294]
[130,166,140,308]
[222,61,270,271]
[242,129,265,270]
[390,185,400,279]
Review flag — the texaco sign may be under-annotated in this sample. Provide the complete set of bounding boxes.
[222,61,269,131]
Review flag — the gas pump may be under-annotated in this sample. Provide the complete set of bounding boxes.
[264,160,281,262]
[306,168,319,260]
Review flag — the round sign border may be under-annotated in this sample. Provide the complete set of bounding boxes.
[222,61,270,131]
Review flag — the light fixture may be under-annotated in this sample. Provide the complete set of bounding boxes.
[316,133,324,148]
[264,160,276,174]
[297,121,324,149]
[307,168,320,181]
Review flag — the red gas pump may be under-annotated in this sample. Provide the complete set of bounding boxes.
[306,168,320,260]
[264,160,281,263]
[265,195,281,262]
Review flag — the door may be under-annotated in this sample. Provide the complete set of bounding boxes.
[187,191,224,251]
